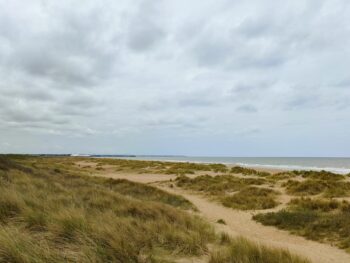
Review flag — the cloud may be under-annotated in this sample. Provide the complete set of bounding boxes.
[126,0,166,52]
[236,104,258,113]
[0,0,350,155]
[127,19,165,52]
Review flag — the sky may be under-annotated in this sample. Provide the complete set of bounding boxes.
[0,0,349,156]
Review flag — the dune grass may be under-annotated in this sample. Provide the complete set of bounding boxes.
[85,158,229,175]
[221,187,279,210]
[101,178,195,210]
[176,174,266,195]
[0,156,317,262]
[0,156,215,262]
[283,179,350,197]
[253,198,350,252]
[288,170,345,181]
[230,166,270,177]
[175,175,279,210]
[209,236,310,263]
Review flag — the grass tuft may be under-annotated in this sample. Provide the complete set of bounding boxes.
[216,219,226,225]
[254,198,350,251]
[209,237,310,263]
[230,166,270,177]
[0,156,215,261]
[221,187,279,210]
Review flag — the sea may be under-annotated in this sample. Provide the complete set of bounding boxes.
[104,156,350,174]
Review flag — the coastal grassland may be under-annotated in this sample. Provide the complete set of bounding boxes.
[0,156,214,262]
[221,187,279,210]
[175,174,279,210]
[80,158,228,175]
[175,174,266,195]
[253,197,350,252]
[283,179,350,197]
[0,156,313,262]
[288,170,346,181]
[101,178,195,210]
[209,236,310,263]
[230,166,270,177]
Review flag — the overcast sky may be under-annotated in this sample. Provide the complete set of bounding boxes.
[0,0,349,156]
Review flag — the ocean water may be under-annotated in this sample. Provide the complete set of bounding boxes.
[112,156,350,174]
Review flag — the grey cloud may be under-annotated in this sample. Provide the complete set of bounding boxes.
[126,1,166,52]
[236,128,262,137]
[63,95,100,108]
[127,20,165,52]
[143,114,207,130]
[236,104,258,113]
[4,5,119,90]
[193,40,231,67]
[191,33,287,69]
[0,0,350,155]
[1,87,55,102]
[230,81,273,101]
[139,87,222,111]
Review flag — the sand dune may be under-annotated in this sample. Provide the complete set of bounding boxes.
[93,168,350,263]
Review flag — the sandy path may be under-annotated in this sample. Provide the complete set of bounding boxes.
[92,170,350,263]
[158,185,350,263]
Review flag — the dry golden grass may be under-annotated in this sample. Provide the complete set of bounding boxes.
[0,156,315,262]
[283,179,350,197]
[254,198,350,252]
[84,158,228,175]
[221,187,279,210]
[209,236,310,263]
[0,156,214,262]
[175,174,279,210]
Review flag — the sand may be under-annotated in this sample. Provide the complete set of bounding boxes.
[77,161,350,263]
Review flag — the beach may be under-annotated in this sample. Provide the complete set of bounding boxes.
[2,155,350,263]
[79,157,350,263]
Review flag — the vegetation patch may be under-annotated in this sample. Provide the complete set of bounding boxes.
[102,178,195,210]
[216,219,226,225]
[209,236,310,263]
[176,174,266,195]
[176,175,278,210]
[0,156,215,262]
[0,156,317,262]
[87,158,229,175]
[289,170,345,181]
[230,166,270,177]
[283,179,350,197]
[253,198,350,251]
[221,187,279,210]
